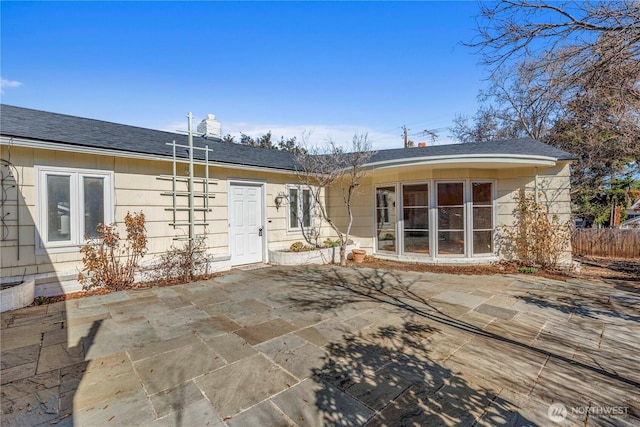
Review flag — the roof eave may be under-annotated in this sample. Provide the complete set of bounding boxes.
[0,135,299,175]
[364,154,561,170]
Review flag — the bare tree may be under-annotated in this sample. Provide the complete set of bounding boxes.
[295,134,375,266]
[468,1,640,141]
[450,63,560,143]
[464,1,640,223]
[450,106,516,143]
[470,1,640,94]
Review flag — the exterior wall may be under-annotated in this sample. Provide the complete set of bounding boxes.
[0,144,332,296]
[327,162,572,264]
[496,162,573,264]
[0,140,573,296]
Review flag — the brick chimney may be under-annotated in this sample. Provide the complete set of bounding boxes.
[197,114,221,139]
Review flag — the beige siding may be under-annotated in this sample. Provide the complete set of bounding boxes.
[1,141,573,294]
[328,163,572,263]
[0,145,333,291]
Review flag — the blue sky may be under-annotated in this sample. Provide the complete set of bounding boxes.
[1,1,488,149]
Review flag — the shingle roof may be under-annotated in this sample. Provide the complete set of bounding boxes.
[0,104,575,171]
[368,138,576,163]
[0,104,299,171]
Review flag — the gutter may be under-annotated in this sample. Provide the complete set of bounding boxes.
[363,153,559,170]
[0,136,299,175]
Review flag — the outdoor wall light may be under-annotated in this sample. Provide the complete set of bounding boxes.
[275,193,285,210]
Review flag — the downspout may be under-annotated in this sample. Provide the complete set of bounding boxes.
[534,167,539,204]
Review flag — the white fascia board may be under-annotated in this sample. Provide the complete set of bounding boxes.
[364,154,558,170]
[0,136,298,175]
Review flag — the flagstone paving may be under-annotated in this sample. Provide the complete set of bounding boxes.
[1,265,639,426]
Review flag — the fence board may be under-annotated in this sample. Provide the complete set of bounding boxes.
[572,229,640,259]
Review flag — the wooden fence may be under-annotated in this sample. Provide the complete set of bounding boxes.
[572,228,640,259]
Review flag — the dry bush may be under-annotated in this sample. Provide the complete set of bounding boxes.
[154,237,209,282]
[500,190,572,269]
[78,211,148,291]
[289,241,310,252]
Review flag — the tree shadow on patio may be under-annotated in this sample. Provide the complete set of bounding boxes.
[274,266,640,402]
[309,318,531,426]
[514,282,640,323]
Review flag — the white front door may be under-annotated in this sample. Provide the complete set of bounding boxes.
[229,184,264,265]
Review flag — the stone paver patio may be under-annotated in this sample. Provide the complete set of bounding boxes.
[1,265,639,426]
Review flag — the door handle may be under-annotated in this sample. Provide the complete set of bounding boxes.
[258,227,263,237]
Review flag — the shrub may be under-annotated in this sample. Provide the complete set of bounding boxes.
[78,211,148,291]
[289,241,307,252]
[323,238,340,248]
[500,190,571,269]
[154,237,209,282]
[517,266,538,274]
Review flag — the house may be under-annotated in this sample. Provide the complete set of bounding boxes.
[621,197,640,229]
[0,104,574,296]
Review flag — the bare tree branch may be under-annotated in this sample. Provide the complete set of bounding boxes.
[295,134,375,266]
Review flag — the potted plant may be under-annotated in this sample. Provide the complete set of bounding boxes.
[351,248,366,263]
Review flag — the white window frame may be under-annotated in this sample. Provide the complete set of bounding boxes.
[469,180,496,257]
[286,184,314,232]
[435,180,466,257]
[401,182,431,256]
[36,166,114,252]
[372,179,497,259]
[374,184,399,254]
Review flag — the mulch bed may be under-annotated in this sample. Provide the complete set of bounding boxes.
[348,257,569,281]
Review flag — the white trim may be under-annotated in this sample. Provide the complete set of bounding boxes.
[401,182,431,257]
[373,184,400,255]
[2,137,561,175]
[366,154,558,170]
[1,136,298,175]
[372,179,497,261]
[34,165,114,253]
[286,184,315,233]
[470,180,497,256]
[435,180,466,257]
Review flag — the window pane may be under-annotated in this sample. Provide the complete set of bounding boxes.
[84,177,105,238]
[472,182,492,204]
[473,231,493,254]
[403,184,428,207]
[47,175,71,242]
[377,230,396,252]
[438,231,464,255]
[437,183,463,206]
[302,189,311,228]
[376,187,396,253]
[404,231,429,254]
[404,208,429,230]
[473,207,493,230]
[438,207,464,230]
[289,188,298,228]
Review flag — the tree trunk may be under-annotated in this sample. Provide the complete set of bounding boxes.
[339,245,346,267]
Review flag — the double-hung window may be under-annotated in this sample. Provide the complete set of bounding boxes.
[37,166,113,249]
[288,185,312,231]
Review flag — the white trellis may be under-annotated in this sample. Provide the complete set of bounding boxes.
[157,113,217,242]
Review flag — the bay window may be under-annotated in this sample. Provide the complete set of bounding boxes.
[374,180,495,259]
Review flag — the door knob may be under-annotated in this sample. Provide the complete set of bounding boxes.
[258,227,263,236]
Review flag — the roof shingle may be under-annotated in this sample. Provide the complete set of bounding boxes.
[0,104,575,170]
